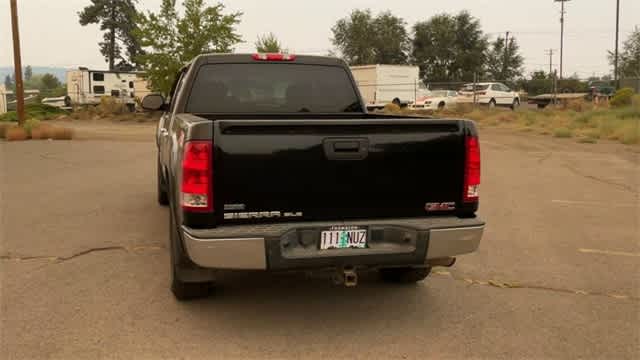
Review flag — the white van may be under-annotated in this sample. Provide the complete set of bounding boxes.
[350,64,428,110]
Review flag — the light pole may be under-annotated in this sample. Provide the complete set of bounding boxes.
[554,0,570,80]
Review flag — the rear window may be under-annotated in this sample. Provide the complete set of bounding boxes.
[186,64,361,113]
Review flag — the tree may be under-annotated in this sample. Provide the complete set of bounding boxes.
[255,33,283,53]
[4,75,13,89]
[485,36,524,81]
[40,74,62,90]
[24,65,33,81]
[331,9,410,65]
[78,0,144,70]
[531,70,549,80]
[609,27,640,78]
[135,0,242,94]
[412,11,488,82]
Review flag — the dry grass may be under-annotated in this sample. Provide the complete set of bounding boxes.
[5,127,29,141]
[30,123,74,140]
[384,100,639,145]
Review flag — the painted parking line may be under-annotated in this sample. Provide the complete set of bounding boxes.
[552,199,637,208]
[578,248,640,257]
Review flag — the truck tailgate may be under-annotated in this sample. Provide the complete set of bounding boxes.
[213,119,470,223]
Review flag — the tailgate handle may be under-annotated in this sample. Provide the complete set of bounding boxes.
[323,138,369,160]
[333,141,360,152]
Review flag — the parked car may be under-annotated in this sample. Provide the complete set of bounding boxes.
[458,82,520,109]
[412,90,458,110]
[144,53,485,300]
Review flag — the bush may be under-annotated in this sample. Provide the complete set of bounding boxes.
[553,127,573,138]
[383,103,401,113]
[23,118,41,137]
[610,87,635,108]
[0,103,68,122]
[0,122,17,138]
[5,127,28,141]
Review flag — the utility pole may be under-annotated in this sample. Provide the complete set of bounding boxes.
[503,31,510,80]
[614,0,620,89]
[10,0,25,126]
[546,49,555,76]
[555,0,570,80]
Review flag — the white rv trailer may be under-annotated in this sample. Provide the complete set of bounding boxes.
[350,64,428,110]
[65,68,140,110]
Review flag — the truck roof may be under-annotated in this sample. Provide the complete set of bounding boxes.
[192,53,346,67]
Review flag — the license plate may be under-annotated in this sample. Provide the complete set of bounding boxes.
[320,226,367,250]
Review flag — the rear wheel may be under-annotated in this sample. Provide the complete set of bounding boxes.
[169,209,214,301]
[157,157,169,206]
[488,99,496,109]
[438,102,446,110]
[392,98,401,106]
[379,266,432,284]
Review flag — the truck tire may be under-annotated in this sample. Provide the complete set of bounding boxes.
[438,102,446,110]
[157,157,169,206]
[379,266,432,283]
[169,209,214,300]
[392,98,401,106]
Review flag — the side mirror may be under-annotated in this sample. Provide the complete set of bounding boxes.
[142,94,167,111]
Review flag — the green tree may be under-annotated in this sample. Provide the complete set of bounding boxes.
[609,27,640,78]
[372,12,410,64]
[412,11,488,82]
[331,9,410,65]
[4,75,13,89]
[531,70,549,80]
[24,65,33,81]
[485,36,524,81]
[78,0,143,70]
[40,74,62,90]
[135,0,242,94]
[255,33,283,53]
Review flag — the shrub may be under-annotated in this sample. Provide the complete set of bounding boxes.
[0,122,17,138]
[610,87,635,108]
[383,103,401,113]
[23,118,41,137]
[553,127,573,138]
[5,127,28,141]
[98,96,126,115]
[0,103,68,122]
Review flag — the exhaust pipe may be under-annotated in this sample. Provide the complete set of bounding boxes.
[333,266,358,287]
[427,257,456,267]
[343,267,358,287]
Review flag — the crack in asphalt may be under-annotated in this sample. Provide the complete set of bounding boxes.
[433,270,639,301]
[0,245,165,263]
[563,163,638,194]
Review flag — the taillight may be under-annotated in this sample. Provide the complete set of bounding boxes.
[463,136,480,203]
[181,141,213,212]
[252,53,296,61]
[477,91,486,96]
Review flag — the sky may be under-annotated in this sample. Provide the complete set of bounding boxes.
[1,0,638,78]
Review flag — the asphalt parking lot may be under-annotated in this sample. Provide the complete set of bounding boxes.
[1,126,639,359]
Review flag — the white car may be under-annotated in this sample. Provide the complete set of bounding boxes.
[412,90,458,110]
[458,82,520,109]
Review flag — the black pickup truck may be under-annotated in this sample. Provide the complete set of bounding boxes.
[142,53,485,300]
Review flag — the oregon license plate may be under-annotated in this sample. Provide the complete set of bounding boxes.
[320,226,367,250]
